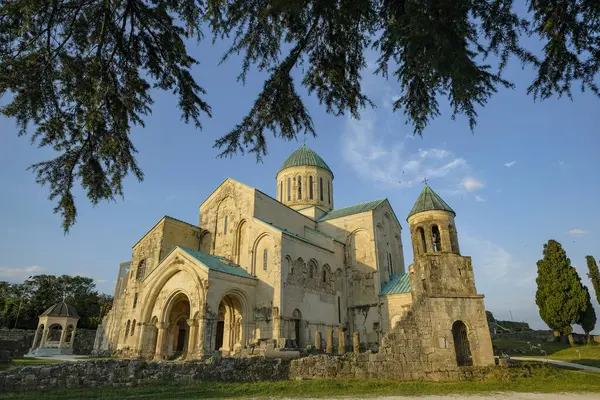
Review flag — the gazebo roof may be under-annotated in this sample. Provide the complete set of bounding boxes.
[40,301,80,318]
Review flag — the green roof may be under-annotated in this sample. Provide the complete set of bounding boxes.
[407,185,455,220]
[179,247,257,280]
[380,273,412,295]
[318,199,386,222]
[278,145,333,176]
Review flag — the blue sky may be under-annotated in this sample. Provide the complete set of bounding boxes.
[1,25,599,333]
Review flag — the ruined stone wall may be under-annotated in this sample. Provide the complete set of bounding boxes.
[0,358,291,393]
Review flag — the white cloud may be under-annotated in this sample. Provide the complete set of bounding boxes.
[461,177,484,191]
[475,195,485,202]
[504,161,516,168]
[0,265,46,283]
[568,229,590,237]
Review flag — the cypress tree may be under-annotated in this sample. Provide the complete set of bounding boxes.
[578,287,597,344]
[535,240,588,345]
[586,256,600,305]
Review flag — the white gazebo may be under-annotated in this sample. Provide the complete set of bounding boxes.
[29,301,80,356]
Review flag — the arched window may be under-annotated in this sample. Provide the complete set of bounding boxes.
[309,264,314,278]
[322,268,327,283]
[319,177,323,201]
[263,248,268,271]
[131,320,136,336]
[224,215,228,235]
[287,177,291,201]
[286,256,293,275]
[125,320,131,337]
[452,321,472,366]
[135,259,146,280]
[280,181,283,201]
[432,225,441,252]
[387,253,393,276]
[337,296,341,323]
[298,176,302,199]
[417,227,427,254]
[133,293,138,309]
[309,176,314,199]
[327,180,331,204]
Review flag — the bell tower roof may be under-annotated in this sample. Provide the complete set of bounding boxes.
[407,185,455,221]
[278,145,333,177]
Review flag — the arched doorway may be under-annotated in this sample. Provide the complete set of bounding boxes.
[452,320,472,366]
[164,293,191,359]
[292,309,302,347]
[215,294,244,353]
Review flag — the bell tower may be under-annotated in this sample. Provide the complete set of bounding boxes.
[407,184,475,298]
[405,183,495,367]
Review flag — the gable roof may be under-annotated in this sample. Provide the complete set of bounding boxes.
[407,185,455,220]
[278,145,333,177]
[317,199,386,222]
[380,273,412,295]
[179,247,257,280]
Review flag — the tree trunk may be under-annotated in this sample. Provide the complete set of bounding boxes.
[568,333,575,346]
[586,332,591,345]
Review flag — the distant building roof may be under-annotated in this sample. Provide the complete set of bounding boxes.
[318,199,386,222]
[40,302,80,318]
[278,145,333,177]
[407,185,455,220]
[380,273,412,295]
[179,247,257,280]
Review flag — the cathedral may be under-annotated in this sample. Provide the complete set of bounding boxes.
[94,145,494,367]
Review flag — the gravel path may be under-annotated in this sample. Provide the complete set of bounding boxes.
[511,356,600,372]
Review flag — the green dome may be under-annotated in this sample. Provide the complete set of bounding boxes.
[407,185,455,221]
[278,145,333,177]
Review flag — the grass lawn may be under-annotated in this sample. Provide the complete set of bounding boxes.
[527,345,600,368]
[2,364,600,399]
[492,338,569,356]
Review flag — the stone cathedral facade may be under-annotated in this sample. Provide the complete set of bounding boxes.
[94,145,494,368]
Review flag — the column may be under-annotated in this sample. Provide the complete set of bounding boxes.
[337,328,345,354]
[195,316,207,356]
[353,332,360,354]
[325,329,333,354]
[425,224,434,254]
[441,227,453,253]
[187,319,198,355]
[59,326,67,349]
[40,328,49,348]
[69,329,77,349]
[30,327,41,352]
[314,331,322,350]
[154,323,168,360]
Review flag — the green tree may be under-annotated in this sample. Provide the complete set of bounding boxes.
[586,256,600,305]
[0,275,113,329]
[578,287,597,344]
[1,1,600,232]
[535,240,588,345]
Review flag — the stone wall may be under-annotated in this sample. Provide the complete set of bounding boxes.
[0,329,34,359]
[0,328,96,356]
[0,357,290,392]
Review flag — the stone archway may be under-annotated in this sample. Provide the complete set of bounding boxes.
[452,320,472,366]
[162,292,191,359]
[215,294,245,354]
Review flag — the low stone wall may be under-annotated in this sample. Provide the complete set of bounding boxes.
[0,329,34,359]
[72,329,97,354]
[0,357,290,392]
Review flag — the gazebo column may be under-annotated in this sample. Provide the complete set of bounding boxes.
[69,329,77,348]
[59,326,67,349]
[30,327,41,352]
[40,328,49,347]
